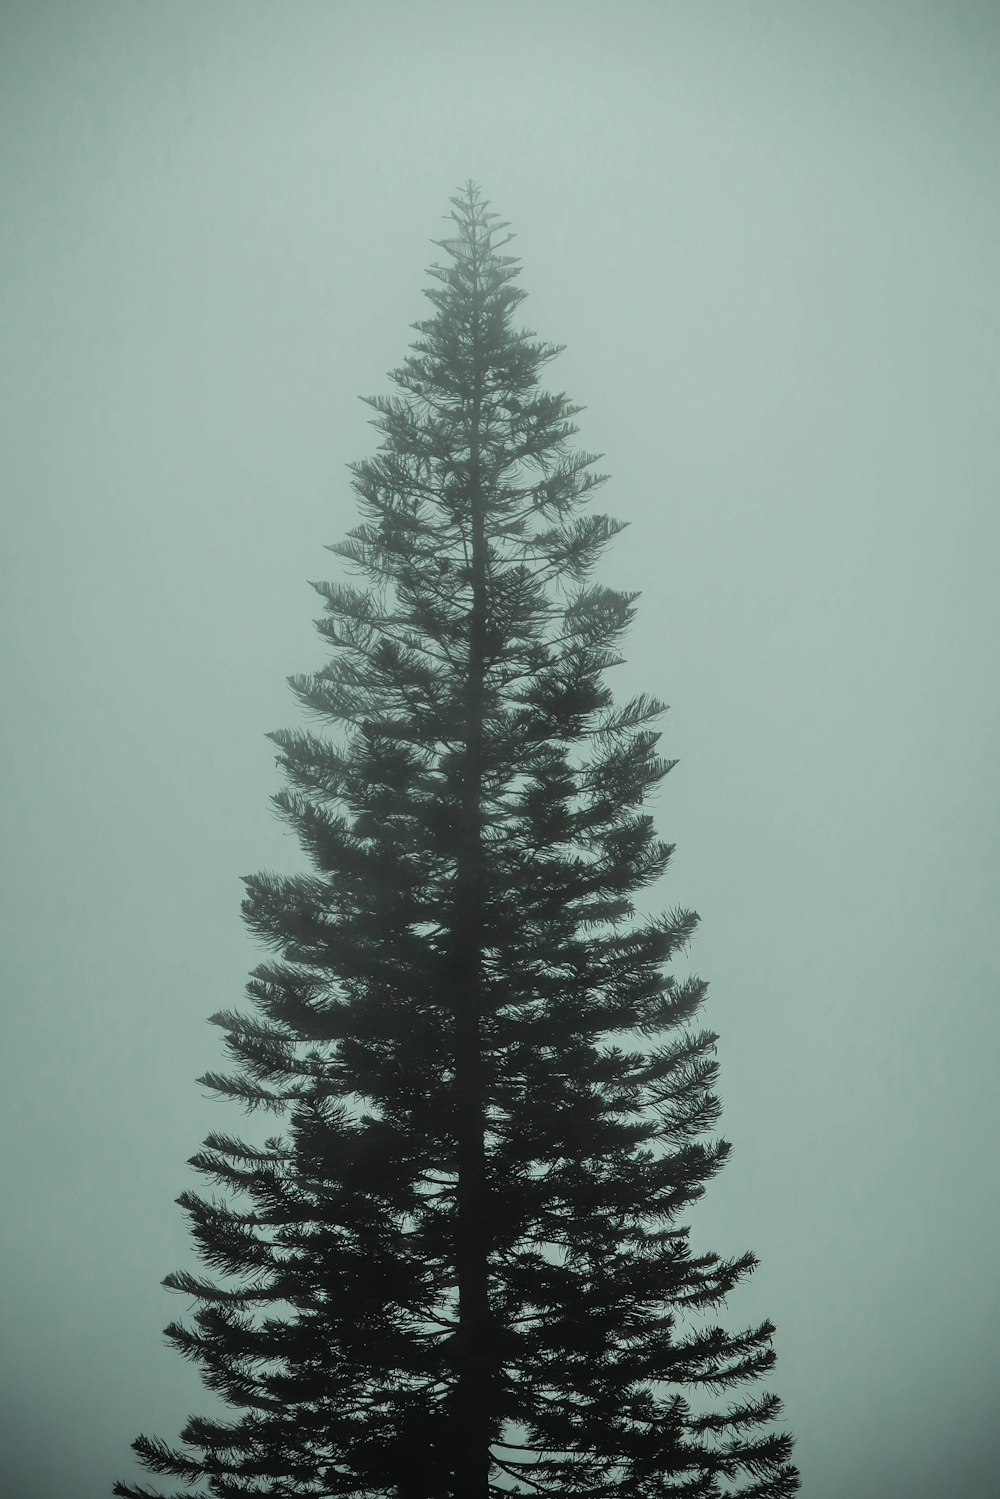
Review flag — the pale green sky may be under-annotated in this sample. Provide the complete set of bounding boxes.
[2,3,998,1495]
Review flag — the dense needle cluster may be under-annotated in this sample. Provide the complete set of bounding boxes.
[116,184,798,1499]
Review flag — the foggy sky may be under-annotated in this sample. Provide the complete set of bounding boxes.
[2,3,998,1496]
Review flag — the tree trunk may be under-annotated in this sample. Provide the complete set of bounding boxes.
[451,256,491,1499]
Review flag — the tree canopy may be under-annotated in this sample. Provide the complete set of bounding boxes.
[116,182,798,1499]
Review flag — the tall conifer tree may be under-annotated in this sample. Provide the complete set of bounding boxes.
[116,184,798,1499]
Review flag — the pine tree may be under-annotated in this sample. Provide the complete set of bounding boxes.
[116,183,798,1499]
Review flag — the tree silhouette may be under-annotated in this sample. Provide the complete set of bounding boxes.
[116,182,798,1499]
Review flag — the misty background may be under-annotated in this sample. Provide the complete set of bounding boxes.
[2,3,998,1496]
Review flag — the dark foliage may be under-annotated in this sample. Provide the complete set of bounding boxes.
[116,184,798,1499]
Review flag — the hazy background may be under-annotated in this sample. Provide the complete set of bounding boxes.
[2,3,998,1495]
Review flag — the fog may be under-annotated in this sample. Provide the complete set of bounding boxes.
[2,3,998,1495]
